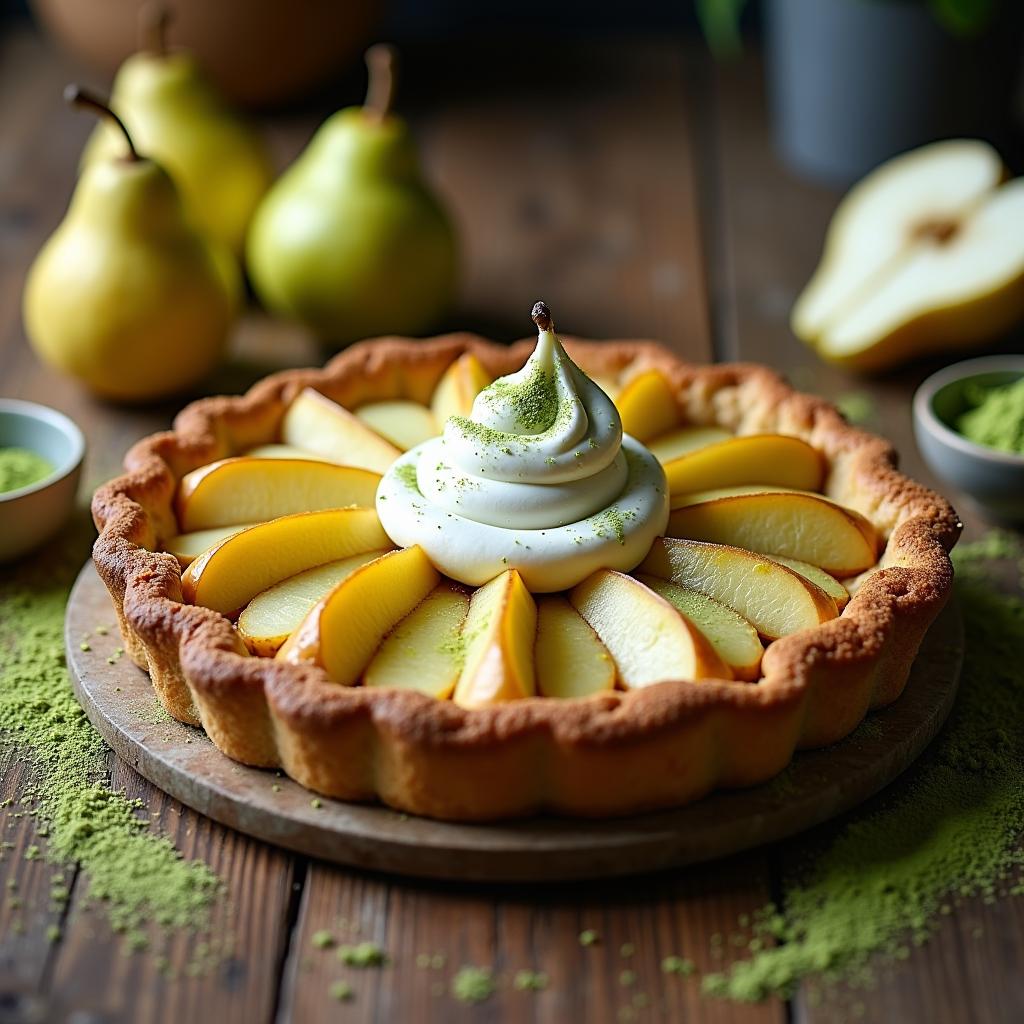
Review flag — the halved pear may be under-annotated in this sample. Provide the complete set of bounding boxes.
[364,582,471,698]
[238,549,392,656]
[452,570,537,708]
[793,140,1024,371]
[569,570,730,688]
[639,539,838,641]
[648,425,732,464]
[768,556,849,611]
[282,387,401,473]
[165,523,260,568]
[243,443,332,462]
[355,400,439,451]
[662,434,824,495]
[181,507,390,615]
[176,457,381,531]
[636,574,763,681]
[277,546,440,686]
[667,489,877,576]
[615,369,678,442]
[534,595,616,699]
[430,353,492,427]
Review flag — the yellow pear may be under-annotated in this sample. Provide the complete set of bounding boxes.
[80,7,272,258]
[24,87,238,401]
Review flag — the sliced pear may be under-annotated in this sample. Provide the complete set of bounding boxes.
[243,443,332,462]
[165,523,260,568]
[176,457,381,531]
[815,180,1024,369]
[768,556,849,611]
[648,425,732,464]
[662,434,824,495]
[181,507,390,616]
[615,369,678,442]
[355,400,439,451]
[282,387,401,473]
[277,546,440,686]
[238,549,391,656]
[364,582,471,698]
[666,490,877,576]
[452,570,537,708]
[534,595,616,699]
[793,140,1024,371]
[430,352,492,427]
[637,574,763,681]
[794,140,1004,343]
[569,570,730,688]
[639,538,838,641]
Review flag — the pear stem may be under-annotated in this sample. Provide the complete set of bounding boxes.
[532,301,553,333]
[364,44,398,122]
[64,85,140,162]
[139,2,172,56]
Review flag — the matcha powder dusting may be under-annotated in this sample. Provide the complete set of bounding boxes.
[0,525,220,943]
[703,531,1024,1001]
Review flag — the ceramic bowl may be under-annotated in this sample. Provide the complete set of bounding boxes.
[913,355,1024,525]
[0,399,85,562]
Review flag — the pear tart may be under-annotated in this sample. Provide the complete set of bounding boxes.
[91,311,959,820]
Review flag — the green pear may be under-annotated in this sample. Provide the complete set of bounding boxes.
[80,8,273,259]
[24,87,239,402]
[246,45,457,347]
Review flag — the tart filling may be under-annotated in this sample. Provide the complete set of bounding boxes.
[377,304,668,591]
[90,318,960,820]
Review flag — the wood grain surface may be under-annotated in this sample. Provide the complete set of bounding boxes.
[1,16,1021,1024]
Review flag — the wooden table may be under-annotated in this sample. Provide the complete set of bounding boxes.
[2,21,1022,1024]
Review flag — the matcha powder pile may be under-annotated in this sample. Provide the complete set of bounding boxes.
[704,531,1024,1001]
[0,523,220,946]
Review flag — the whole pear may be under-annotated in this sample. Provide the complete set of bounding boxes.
[24,87,239,402]
[80,7,273,259]
[246,45,457,346]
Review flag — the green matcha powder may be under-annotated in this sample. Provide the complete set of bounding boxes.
[0,521,219,950]
[0,446,53,494]
[955,376,1024,455]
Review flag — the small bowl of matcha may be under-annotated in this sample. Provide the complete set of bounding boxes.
[914,355,1024,524]
[0,398,85,561]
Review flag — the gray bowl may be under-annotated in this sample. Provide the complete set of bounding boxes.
[913,356,1024,525]
[0,398,85,561]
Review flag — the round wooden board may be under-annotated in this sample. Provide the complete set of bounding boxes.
[67,562,963,883]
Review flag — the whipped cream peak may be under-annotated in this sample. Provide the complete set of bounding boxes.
[376,303,668,592]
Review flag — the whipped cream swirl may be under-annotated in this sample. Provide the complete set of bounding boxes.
[375,304,669,592]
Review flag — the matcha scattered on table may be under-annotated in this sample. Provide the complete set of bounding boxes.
[0,446,53,493]
[703,531,1024,1002]
[955,376,1024,455]
[0,517,220,949]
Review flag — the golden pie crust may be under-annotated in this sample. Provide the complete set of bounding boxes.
[91,334,960,821]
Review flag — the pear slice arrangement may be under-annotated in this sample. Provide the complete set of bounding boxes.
[161,336,879,711]
[793,139,1024,371]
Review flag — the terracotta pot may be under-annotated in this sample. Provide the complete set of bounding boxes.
[31,0,382,107]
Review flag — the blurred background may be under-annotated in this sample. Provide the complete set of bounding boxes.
[2,0,1023,395]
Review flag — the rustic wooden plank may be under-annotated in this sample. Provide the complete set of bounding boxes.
[404,39,713,357]
[711,53,1022,1024]
[46,755,299,1024]
[280,858,786,1023]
